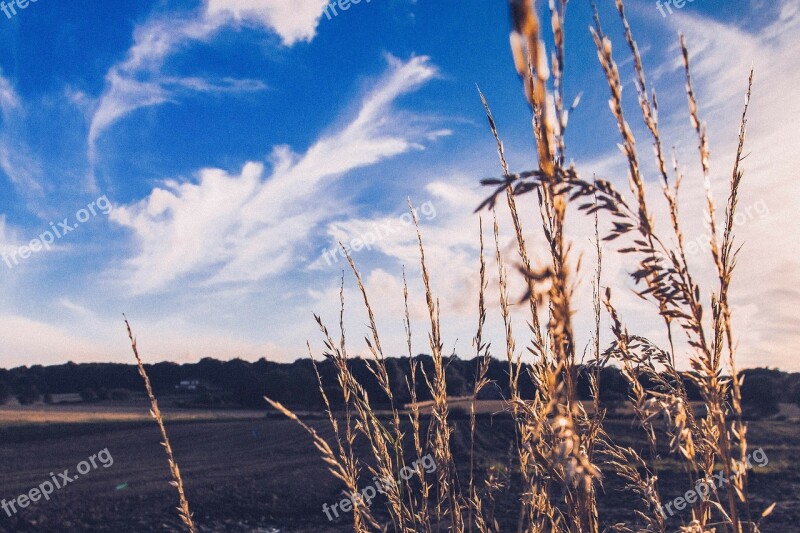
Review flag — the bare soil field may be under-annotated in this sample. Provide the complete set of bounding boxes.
[0,409,797,532]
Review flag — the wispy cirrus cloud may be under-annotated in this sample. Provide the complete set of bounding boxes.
[87,0,329,164]
[0,70,45,201]
[664,0,800,368]
[0,215,20,258]
[0,72,18,114]
[110,55,442,294]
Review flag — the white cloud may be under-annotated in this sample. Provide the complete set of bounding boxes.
[0,311,288,367]
[111,55,440,294]
[127,320,285,364]
[88,73,169,157]
[206,0,330,46]
[0,71,18,115]
[303,172,539,365]
[57,298,97,320]
[0,71,45,199]
[627,1,800,369]
[0,144,44,197]
[88,0,328,162]
[0,315,108,365]
[0,216,19,259]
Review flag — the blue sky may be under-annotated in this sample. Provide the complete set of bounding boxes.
[0,0,798,370]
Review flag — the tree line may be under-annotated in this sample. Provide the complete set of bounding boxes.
[0,356,794,417]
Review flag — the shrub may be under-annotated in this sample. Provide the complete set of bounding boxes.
[109,388,132,401]
[80,388,99,403]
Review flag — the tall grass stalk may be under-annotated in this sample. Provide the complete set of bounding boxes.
[125,317,197,533]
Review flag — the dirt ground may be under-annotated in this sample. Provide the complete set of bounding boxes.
[0,408,797,532]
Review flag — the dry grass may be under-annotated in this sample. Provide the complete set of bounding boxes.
[278,0,771,529]
[125,317,197,533]
[129,1,772,531]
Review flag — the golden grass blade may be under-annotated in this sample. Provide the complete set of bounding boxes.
[124,317,197,533]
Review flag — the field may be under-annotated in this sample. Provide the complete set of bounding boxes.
[0,406,798,532]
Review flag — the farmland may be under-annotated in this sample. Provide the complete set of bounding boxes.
[0,406,798,532]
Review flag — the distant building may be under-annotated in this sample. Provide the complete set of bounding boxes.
[49,393,83,404]
[175,380,202,392]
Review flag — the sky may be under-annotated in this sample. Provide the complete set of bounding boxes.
[0,0,797,370]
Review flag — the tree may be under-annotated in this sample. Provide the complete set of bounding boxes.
[741,376,780,417]
[80,388,99,403]
[16,384,41,405]
[0,382,10,405]
[791,382,800,408]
